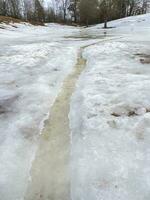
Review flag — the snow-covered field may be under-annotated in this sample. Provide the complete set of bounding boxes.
[70,14,150,200]
[0,23,80,200]
[0,13,150,200]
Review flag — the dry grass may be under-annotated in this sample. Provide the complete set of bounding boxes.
[0,16,44,26]
[0,16,22,24]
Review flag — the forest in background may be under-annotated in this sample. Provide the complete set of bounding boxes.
[0,0,150,26]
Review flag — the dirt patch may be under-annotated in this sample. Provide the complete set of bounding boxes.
[0,16,44,26]
[135,53,150,64]
[111,108,150,117]
[0,16,22,24]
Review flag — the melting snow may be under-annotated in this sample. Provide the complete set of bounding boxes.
[70,13,150,200]
[0,22,79,200]
[0,13,150,200]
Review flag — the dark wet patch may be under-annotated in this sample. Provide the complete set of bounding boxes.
[111,111,137,117]
[135,53,150,64]
[53,68,59,71]
[140,58,150,64]
[11,25,18,28]
[20,126,38,140]
[0,94,19,115]
[65,35,106,40]
[111,108,150,117]
[0,26,5,29]
[102,26,116,29]
[0,105,6,114]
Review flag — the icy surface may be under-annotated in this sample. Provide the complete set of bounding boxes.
[0,23,80,200]
[1,13,150,200]
[70,14,150,200]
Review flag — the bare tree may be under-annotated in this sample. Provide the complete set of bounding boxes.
[98,0,114,28]
[60,0,69,22]
[34,0,45,22]
[0,0,7,16]
[68,0,80,23]
[79,0,98,26]
[45,6,56,22]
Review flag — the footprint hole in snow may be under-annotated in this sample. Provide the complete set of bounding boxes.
[107,120,117,128]
[0,105,6,114]
[52,68,59,71]
[111,105,150,118]
[0,91,19,115]
[134,114,150,141]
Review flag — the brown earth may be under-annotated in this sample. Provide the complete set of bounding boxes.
[0,16,44,26]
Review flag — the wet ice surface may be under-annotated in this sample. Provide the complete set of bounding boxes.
[0,23,80,200]
[70,14,150,200]
[0,22,107,200]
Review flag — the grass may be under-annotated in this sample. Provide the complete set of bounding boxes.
[0,16,22,24]
[0,16,44,26]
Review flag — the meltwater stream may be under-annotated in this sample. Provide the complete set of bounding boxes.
[24,34,117,200]
[24,48,87,200]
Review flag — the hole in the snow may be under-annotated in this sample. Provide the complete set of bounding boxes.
[0,93,19,115]
[135,53,150,64]
[112,110,137,117]
[53,68,59,71]
[111,106,150,117]
[0,26,5,29]
[0,105,6,114]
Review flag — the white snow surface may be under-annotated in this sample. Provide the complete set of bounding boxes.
[0,22,104,200]
[0,13,150,200]
[70,14,150,200]
[0,22,80,200]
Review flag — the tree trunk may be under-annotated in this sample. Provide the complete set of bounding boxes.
[63,10,66,22]
[86,19,89,27]
[104,19,107,28]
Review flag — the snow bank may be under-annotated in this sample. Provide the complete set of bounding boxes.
[85,13,150,39]
[70,14,150,200]
[0,23,79,200]
[101,13,150,28]
[1,13,150,200]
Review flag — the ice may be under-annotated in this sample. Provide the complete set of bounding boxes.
[70,14,150,200]
[1,13,150,200]
[0,20,103,200]
[0,23,79,200]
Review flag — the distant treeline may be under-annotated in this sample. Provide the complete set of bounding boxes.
[0,0,149,26]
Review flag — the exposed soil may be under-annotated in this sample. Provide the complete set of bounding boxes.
[0,16,44,26]
[135,53,150,64]
[0,16,22,24]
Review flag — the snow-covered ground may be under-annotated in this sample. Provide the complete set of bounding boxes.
[0,13,150,200]
[70,14,150,200]
[0,23,81,200]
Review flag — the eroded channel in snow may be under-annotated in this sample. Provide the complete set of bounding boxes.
[24,49,86,200]
[1,13,150,200]
[0,23,106,200]
[24,36,115,200]
[70,36,150,200]
[0,24,79,200]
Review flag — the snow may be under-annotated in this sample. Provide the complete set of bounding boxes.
[0,22,79,200]
[70,14,150,200]
[1,13,150,200]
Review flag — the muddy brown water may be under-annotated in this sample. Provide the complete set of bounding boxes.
[24,49,86,200]
[24,36,118,200]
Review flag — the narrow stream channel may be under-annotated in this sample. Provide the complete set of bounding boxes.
[24,48,86,200]
[24,34,118,200]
